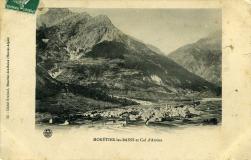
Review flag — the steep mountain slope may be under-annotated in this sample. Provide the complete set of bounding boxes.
[37,9,220,102]
[146,44,166,55]
[168,32,222,86]
[37,8,75,28]
[36,64,63,99]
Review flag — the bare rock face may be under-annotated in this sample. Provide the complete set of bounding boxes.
[37,8,220,102]
[37,8,75,28]
[36,9,222,127]
[168,31,222,86]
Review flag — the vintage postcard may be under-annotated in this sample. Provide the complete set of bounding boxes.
[1,0,251,159]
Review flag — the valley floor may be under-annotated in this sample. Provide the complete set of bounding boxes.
[36,95,221,128]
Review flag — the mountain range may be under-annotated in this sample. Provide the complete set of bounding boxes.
[36,8,221,106]
[168,31,221,86]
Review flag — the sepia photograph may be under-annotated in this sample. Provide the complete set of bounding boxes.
[3,0,251,158]
[35,8,222,129]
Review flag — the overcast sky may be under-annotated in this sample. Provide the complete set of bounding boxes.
[71,8,221,54]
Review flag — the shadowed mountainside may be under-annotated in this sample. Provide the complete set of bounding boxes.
[36,9,222,126]
[36,9,221,107]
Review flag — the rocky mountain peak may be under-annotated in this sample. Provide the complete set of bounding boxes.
[93,15,112,23]
[168,31,222,86]
[37,8,75,28]
[46,8,72,15]
[196,31,221,48]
